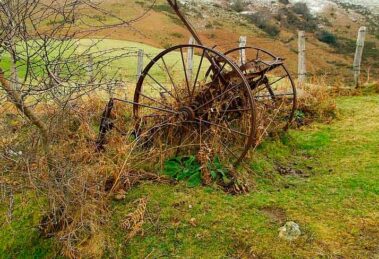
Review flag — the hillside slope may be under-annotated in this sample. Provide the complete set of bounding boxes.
[92,0,378,84]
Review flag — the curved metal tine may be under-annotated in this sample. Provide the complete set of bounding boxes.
[193,81,240,112]
[135,117,177,148]
[249,61,276,91]
[216,88,247,120]
[132,123,181,166]
[200,122,246,164]
[256,73,293,100]
[210,57,228,87]
[260,101,286,135]
[219,136,243,161]
[171,123,201,157]
[245,65,277,79]
[200,50,229,87]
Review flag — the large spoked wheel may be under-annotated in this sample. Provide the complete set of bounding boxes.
[224,47,297,135]
[133,44,257,167]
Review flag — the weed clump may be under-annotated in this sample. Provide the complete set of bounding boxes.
[295,81,337,126]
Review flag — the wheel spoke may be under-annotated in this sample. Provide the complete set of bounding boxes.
[255,93,294,99]
[180,47,191,98]
[191,48,206,100]
[146,73,179,103]
[139,92,172,109]
[269,74,288,86]
[131,45,257,167]
[161,56,180,101]
[193,82,240,112]
[114,98,179,115]
[194,118,249,137]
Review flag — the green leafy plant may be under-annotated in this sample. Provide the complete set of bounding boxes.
[163,156,202,187]
[208,157,232,185]
[163,156,232,187]
[294,110,305,120]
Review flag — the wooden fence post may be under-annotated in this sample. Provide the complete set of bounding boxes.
[298,31,306,87]
[239,36,247,65]
[137,49,144,82]
[353,26,367,88]
[187,36,195,82]
[87,53,94,82]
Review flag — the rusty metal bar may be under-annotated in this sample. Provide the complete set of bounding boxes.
[166,0,203,45]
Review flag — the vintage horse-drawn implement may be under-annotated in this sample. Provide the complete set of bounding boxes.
[96,0,297,167]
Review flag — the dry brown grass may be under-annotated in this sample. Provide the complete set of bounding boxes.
[294,77,338,126]
[0,96,141,257]
[120,197,148,241]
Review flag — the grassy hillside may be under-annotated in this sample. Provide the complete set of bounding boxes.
[89,0,378,84]
[2,94,378,257]
[2,0,377,84]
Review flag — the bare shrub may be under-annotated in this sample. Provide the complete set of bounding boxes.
[0,0,157,256]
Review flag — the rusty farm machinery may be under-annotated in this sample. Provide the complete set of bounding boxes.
[96,0,297,167]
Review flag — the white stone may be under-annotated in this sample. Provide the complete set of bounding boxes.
[279,221,301,241]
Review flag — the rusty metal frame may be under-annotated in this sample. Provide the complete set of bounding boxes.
[96,0,297,165]
[166,0,203,45]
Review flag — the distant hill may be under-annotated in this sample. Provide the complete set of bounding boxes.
[96,0,378,83]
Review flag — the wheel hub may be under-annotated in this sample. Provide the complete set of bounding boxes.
[178,106,195,121]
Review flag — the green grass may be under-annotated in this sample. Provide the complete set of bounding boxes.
[0,39,212,97]
[1,95,378,258]
[0,194,57,258]
[109,94,379,258]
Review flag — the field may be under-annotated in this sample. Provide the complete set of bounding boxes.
[1,0,379,257]
[1,94,378,258]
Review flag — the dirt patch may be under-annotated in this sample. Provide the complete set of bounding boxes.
[260,206,287,224]
[356,218,379,254]
[277,165,310,178]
